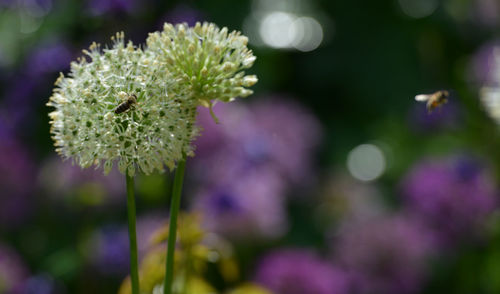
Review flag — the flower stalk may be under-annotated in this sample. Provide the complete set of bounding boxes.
[126,173,140,294]
[164,152,187,294]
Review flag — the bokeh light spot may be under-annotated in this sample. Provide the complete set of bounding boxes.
[291,16,323,52]
[347,144,386,182]
[259,11,296,48]
[398,0,438,19]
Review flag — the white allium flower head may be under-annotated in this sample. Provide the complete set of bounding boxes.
[146,22,258,122]
[47,32,199,176]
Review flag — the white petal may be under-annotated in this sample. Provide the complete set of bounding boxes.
[415,94,430,101]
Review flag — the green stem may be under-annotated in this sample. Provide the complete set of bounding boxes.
[164,153,187,294]
[126,173,140,294]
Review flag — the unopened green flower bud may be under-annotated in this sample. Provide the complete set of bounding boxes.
[145,22,258,122]
[242,75,258,87]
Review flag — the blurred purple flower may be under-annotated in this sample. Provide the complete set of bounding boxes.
[24,41,72,77]
[0,77,38,131]
[88,224,130,276]
[86,214,166,276]
[86,0,135,15]
[400,156,497,243]
[333,215,436,294]
[194,97,322,186]
[160,4,203,27]
[190,97,321,239]
[254,249,349,294]
[248,98,322,182]
[0,243,29,294]
[192,168,288,240]
[408,100,461,132]
[38,156,125,207]
[0,127,35,228]
[0,41,69,132]
[22,274,65,294]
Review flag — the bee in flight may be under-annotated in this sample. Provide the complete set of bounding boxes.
[115,93,137,114]
[415,90,449,113]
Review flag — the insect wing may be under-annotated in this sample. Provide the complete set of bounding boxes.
[415,94,430,102]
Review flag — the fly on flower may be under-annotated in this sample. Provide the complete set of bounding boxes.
[415,90,449,113]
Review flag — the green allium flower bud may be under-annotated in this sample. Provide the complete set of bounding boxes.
[146,22,258,122]
[47,33,199,175]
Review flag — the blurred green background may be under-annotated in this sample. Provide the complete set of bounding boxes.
[2,0,500,293]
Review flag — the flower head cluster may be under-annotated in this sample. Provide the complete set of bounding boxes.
[400,156,497,242]
[48,22,257,175]
[146,22,258,121]
[47,32,200,175]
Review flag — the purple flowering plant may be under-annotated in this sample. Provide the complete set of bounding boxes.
[401,156,497,244]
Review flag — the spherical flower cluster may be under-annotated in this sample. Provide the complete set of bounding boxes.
[400,156,497,242]
[47,32,200,175]
[146,22,258,120]
[254,249,349,294]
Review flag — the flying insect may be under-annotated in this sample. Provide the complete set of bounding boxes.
[415,90,449,113]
